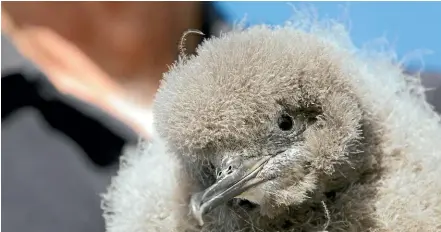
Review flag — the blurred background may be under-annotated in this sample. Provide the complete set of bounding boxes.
[1,2,440,232]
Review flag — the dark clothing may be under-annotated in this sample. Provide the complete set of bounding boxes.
[1,70,137,166]
[2,109,118,232]
[1,35,129,232]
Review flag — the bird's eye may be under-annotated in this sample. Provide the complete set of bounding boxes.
[278,114,294,131]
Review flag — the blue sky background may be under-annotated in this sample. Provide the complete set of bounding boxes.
[215,2,441,72]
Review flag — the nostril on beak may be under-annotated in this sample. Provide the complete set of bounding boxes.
[217,157,241,180]
[217,165,233,180]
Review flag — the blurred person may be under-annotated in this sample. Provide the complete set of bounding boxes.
[1,2,228,232]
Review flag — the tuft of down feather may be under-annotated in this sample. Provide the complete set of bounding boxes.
[102,10,441,232]
[101,137,200,232]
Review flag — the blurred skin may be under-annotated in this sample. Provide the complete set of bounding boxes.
[2,2,203,138]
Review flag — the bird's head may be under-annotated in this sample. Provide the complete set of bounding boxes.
[153,26,371,225]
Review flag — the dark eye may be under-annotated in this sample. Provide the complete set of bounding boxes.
[277,114,293,131]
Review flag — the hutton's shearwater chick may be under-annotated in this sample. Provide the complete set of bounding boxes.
[102,16,441,232]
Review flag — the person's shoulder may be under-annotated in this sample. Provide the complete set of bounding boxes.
[2,67,137,166]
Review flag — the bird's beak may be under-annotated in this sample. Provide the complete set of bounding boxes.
[190,156,271,226]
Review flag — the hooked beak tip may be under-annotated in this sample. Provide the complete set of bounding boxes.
[188,156,271,226]
[190,192,205,226]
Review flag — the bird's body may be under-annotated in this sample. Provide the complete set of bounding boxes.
[102,14,441,232]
